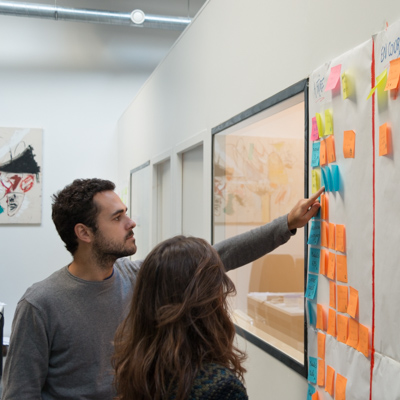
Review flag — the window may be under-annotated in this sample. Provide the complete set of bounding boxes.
[212,80,308,375]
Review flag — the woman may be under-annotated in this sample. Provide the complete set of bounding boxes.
[113,235,248,400]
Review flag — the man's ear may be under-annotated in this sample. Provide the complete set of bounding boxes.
[74,223,94,244]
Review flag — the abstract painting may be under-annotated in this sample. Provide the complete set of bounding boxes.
[0,127,43,224]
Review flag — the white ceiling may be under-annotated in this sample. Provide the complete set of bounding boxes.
[0,0,207,72]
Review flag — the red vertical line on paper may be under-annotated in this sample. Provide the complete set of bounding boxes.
[369,39,376,400]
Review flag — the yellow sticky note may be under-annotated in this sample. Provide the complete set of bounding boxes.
[325,109,333,136]
[335,373,347,400]
[347,318,359,349]
[367,69,387,99]
[337,255,348,283]
[343,130,355,158]
[342,72,349,99]
[317,304,326,331]
[335,224,346,253]
[318,359,325,387]
[347,287,359,318]
[318,332,326,359]
[316,112,324,138]
[320,139,327,166]
[327,308,336,338]
[329,281,336,309]
[385,58,400,91]
[329,223,335,250]
[320,249,328,276]
[379,123,391,156]
[321,221,329,248]
[337,314,349,344]
[337,285,348,313]
[325,365,335,396]
[357,323,370,358]
[326,135,336,163]
[327,252,336,280]
[312,169,321,194]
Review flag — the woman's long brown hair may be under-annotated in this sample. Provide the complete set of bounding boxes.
[112,235,246,400]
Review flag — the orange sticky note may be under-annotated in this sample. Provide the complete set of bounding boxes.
[347,318,359,349]
[337,285,348,313]
[327,308,336,337]
[326,135,336,163]
[379,123,391,156]
[335,373,347,400]
[384,58,400,91]
[337,314,349,344]
[312,392,319,400]
[318,332,326,359]
[320,140,327,166]
[357,323,370,358]
[329,281,336,309]
[325,365,335,396]
[337,255,348,283]
[318,359,325,387]
[347,287,359,318]
[317,304,326,331]
[329,223,335,249]
[320,249,328,275]
[320,193,329,220]
[343,130,355,158]
[335,225,346,253]
[321,221,329,248]
[327,252,336,280]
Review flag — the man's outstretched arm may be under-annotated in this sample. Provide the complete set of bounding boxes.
[214,187,324,272]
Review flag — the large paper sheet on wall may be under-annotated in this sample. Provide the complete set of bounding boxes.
[307,39,373,399]
[372,19,400,397]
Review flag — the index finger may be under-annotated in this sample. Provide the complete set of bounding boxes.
[306,186,325,206]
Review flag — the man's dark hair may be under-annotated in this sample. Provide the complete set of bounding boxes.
[51,178,115,255]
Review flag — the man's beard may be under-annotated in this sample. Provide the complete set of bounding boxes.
[92,230,136,269]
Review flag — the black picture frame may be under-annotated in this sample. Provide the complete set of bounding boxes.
[211,79,309,377]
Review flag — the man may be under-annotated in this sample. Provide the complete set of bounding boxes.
[2,178,323,399]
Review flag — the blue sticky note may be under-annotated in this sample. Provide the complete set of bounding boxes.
[311,142,320,167]
[308,357,318,384]
[331,164,340,191]
[305,273,318,300]
[326,167,334,192]
[307,300,316,326]
[307,221,321,246]
[309,247,320,273]
[307,383,316,400]
[321,167,329,192]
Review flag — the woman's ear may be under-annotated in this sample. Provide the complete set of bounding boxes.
[74,223,94,244]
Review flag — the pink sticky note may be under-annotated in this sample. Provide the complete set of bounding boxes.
[311,117,319,141]
[325,65,342,91]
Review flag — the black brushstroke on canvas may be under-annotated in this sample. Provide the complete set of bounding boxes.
[0,146,40,176]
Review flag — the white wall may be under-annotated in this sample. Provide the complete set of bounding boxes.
[0,69,149,336]
[117,0,400,398]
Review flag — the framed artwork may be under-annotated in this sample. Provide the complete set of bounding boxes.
[0,127,43,224]
[212,80,309,376]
